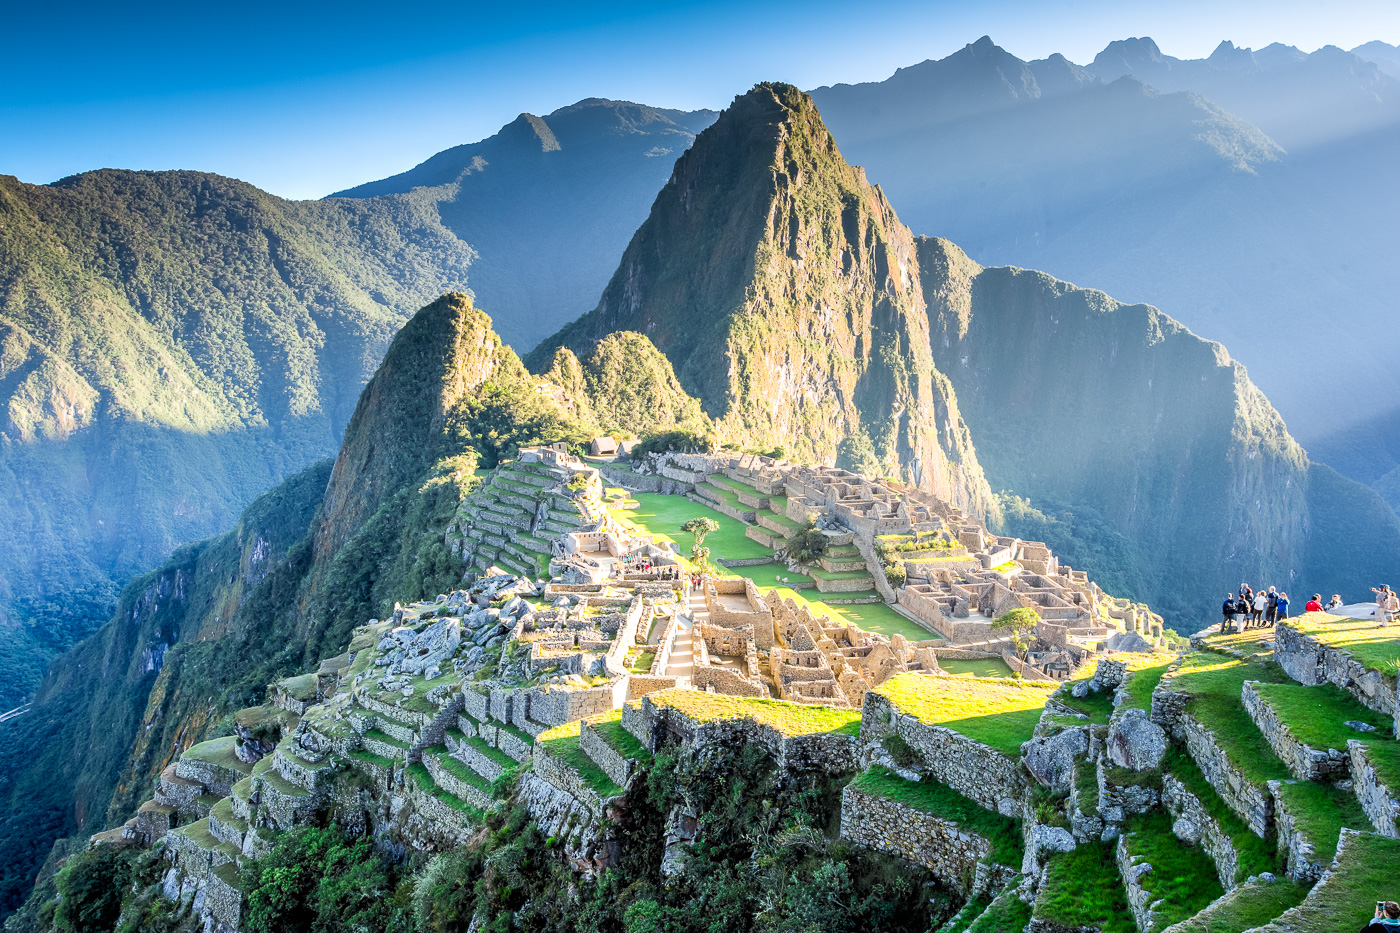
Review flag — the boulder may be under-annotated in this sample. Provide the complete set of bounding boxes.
[1344,720,1378,733]
[1106,631,1153,653]
[1024,725,1089,792]
[1172,817,1202,845]
[1106,708,1168,771]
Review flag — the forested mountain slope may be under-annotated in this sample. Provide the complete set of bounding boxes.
[0,171,473,707]
[0,293,705,916]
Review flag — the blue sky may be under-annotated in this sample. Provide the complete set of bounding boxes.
[2,0,1395,199]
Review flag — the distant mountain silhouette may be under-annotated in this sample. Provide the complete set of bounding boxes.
[334,98,717,352]
[810,37,1400,462]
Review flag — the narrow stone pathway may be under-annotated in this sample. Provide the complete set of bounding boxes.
[664,589,707,679]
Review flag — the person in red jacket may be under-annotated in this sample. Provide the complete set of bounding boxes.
[1305,594,1324,613]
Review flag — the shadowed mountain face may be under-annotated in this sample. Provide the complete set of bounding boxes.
[333,98,718,352]
[1354,41,1400,80]
[809,36,1400,457]
[921,237,1400,622]
[531,83,997,519]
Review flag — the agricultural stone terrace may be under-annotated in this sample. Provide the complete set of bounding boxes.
[106,448,1400,933]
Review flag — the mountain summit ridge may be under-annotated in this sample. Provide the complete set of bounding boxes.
[531,82,997,518]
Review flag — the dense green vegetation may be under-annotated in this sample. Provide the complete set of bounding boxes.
[1033,840,1135,933]
[19,743,957,933]
[1123,810,1225,930]
[0,169,477,709]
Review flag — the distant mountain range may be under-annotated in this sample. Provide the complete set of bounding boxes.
[810,36,1400,457]
[333,99,718,351]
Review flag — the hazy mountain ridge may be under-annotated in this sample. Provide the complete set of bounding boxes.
[810,36,1400,453]
[332,98,719,351]
[920,237,1400,621]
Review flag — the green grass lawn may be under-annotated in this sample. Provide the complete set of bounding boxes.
[1164,651,1293,786]
[876,673,1055,756]
[849,766,1023,866]
[1053,684,1116,724]
[588,708,650,761]
[1033,840,1136,933]
[1161,747,1282,881]
[735,564,811,589]
[1121,656,1175,710]
[1284,613,1400,676]
[1250,833,1400,933]
[1272,779,1372,864]
[643,689,862,737]
[1124,810,1225,930]
[536,721,626,798]
[1161,880,1311,933]
[940,657,1017,679]
[763,586,936,643]
[619,493,773,561]
[1251,681,1392,745]
[966,887,1033,933]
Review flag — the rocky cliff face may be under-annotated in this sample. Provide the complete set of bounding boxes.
[533,83,995,519]
[920,236,1400,622]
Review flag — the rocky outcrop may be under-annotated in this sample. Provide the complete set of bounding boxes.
[1106,709,1168,772]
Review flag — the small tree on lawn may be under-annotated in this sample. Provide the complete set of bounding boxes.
[681,517,720,565]
[991,607,1039,678]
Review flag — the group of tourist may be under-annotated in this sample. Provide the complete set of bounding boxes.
[1218,584,1302,632]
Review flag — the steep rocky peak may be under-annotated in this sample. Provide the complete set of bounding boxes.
[500,113,562,152]
[316,292,515,559]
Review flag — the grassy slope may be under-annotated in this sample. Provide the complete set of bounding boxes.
[644,690,861,737]
[876,672,1055,756]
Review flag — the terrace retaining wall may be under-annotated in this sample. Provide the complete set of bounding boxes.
[1161,773,1240,890]
[1348,739,1400,837]
[1241,681,1350,782]
[860,691,1025,815]
[1274,622,1398,727]
[839,784,1016,894]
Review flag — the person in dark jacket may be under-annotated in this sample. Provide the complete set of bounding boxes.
[1221,595,1235,633]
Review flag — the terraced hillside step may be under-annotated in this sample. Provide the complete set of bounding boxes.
[499,468,554,487]
[535,720,626,810]
[1242,679,1394,783]
[1030,839,1133,932]
[422,747,495,811]
[405,761,481,823]
[1158,879,1311,933]
[360,728,411,760]
[1246,830,1400,933]
[1268,778,1372,882]
[451,735,517,783]
[1118,810,1224,931]
[1154,651,1296,836]
[839,766,1022,888]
